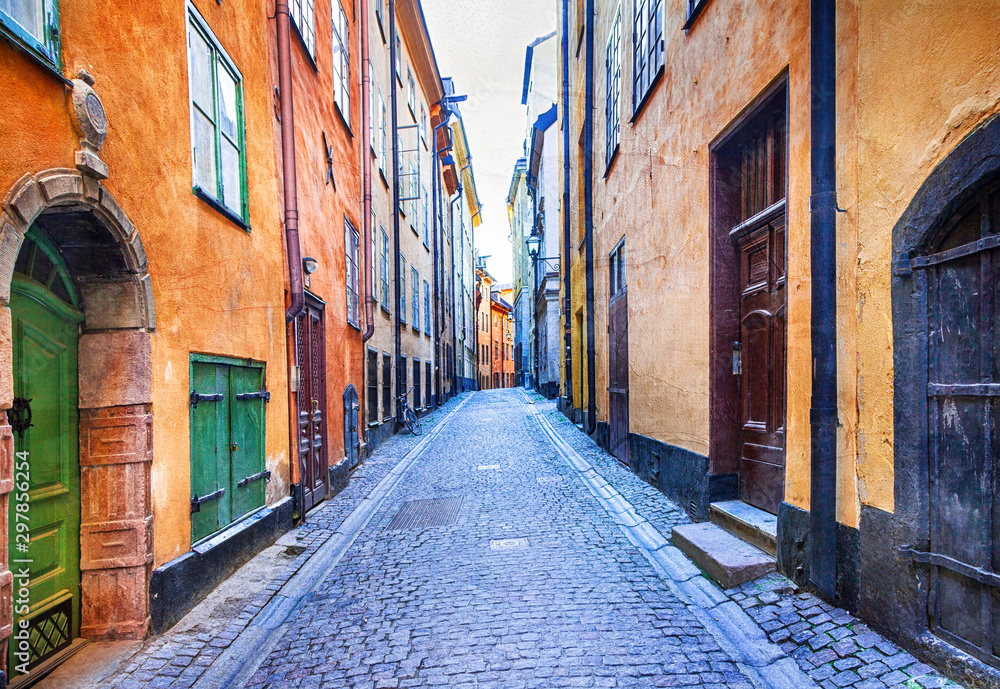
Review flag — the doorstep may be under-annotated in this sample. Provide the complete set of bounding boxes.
[671,521,775,589]
[710,499,778,556]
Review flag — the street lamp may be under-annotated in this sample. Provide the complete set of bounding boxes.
[525,230,541,260]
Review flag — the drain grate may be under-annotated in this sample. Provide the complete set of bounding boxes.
[490,537,528,551]
[536,475,562,484]
[387,496,464,530]
[477,464,501,470]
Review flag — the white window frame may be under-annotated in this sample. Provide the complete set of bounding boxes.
[605,4,622,168]
[331,1,350,123]
[345,217,361,328]
[290,0,316,59]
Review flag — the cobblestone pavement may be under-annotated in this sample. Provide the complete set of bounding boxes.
[102,388,966,689]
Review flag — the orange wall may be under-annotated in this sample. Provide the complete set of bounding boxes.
[0,0,290,566]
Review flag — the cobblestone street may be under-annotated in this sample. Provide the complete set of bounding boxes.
[94,390,964,689]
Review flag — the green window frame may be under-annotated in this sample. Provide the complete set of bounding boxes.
[189,355,267,543]
[187,5,249,225]
[0,0,59,68]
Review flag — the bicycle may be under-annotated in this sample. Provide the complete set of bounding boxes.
[396,385,423,436]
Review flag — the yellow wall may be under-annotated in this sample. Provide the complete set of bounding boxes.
[0,0,289,566]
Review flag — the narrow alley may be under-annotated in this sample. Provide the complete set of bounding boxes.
[62,390,959,689]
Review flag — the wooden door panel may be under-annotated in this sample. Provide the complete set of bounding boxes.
[608,292,629,465]
[296,303,328,513]
[231,366,265,521]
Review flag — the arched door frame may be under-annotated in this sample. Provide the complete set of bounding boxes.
[0,168,155,645]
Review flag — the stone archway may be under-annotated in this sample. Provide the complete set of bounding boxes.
[0,168,155,646]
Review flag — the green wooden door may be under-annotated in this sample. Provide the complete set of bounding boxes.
[8,276,83,675]
[230,365,265,521]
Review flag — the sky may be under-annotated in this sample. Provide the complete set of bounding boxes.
[422,0,557,286]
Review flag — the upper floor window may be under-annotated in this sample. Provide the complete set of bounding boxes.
[419,104,427,145]
[411,267,419,327]
[0,0,59,66]
[423,281,431,334]
[407,69,416,117]
[400,254,407,323]
[379,90,388,175]
[188,8,248,223]
[331,1,350,122]
[290,0,316,59]
[422,185,429,248]
[374,0,385,39]
[632,0,663,116]
[345,217,360,328]
[380,227,390,310]
[685,0,709,28]
[394,31,401,82]
[605,5,622,168]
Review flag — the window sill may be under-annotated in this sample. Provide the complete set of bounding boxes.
[603,146,620,179]
[683,0,711,31]
[0,25,68,87]
[381,303,391,314]
[379,170,389,189]
[347,319,361,332]
[376,15,386,43]
[334,103,353,137]
[194,187,249,231]
[630,65,665,125]
[291,22,318,71]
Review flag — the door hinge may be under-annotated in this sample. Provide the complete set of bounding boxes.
[236,389,271,402]
[237,470,271,488]
[191,487,225,513]
[190,391,224,408]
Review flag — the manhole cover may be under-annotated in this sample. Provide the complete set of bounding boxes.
[536,475,562,484]
[387,497,464,530]
[477,464,501,470]
[490,537,528,551]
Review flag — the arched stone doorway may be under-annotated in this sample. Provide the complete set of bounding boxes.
[883,114,1000,685]
[0,169,154,675]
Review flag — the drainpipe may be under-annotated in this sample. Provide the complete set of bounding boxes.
[278,0,304,324]
[361,0,374,344]
[432,116,451,407]
[810,0,838,602]
[390,0,403,423]
[450,190,462,397]
[583,0,596,435]
[277,0,303,518]
[560,0,573,410]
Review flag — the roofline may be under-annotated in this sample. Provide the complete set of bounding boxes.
[522,31,557,105]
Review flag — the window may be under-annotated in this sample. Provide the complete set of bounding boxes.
[605,5,622,167]
[413,359,421,409]
[331,1,350,122]
[367,349,378,423]
[420,104,427,145]
[374,0,384,38]
[407,68,416,117]
[422,185,429,247]
[291,0,316,58]
[188,9,248,223]
[345,218,360,328]
[371,210,377,304]
[379,90,388,175]
[632,0,663,116]
[411,267,419,328]
[423,281,431,334]
[685,0,709,28]
[400,255,406,323]
[380,228,390,309]
[0,0,59,66]
[190,356,267,542]
[369,77,377,152]
[381,353,392,420]
[394,31,401,82]
[610,239,626,298]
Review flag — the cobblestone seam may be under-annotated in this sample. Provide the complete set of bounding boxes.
[525,395,817,689]
[527,392,966,689]
[104,396,469,689]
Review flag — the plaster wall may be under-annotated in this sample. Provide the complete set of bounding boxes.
[0,0,290,567]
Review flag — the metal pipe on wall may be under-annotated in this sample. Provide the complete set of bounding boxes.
[390,0,403,422]
[809,0,839,602]
[450,190,462,395]
[583,0,596,435]
[431,116,453,406]
[361,0,374,344]
[278,0,304,325]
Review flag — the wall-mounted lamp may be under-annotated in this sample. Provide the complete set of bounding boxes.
[303,256,318,288]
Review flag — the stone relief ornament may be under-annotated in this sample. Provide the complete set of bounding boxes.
[70,69,109,179]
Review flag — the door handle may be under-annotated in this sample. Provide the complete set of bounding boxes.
[732,342,742,376]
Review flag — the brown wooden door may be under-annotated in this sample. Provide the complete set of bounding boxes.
[736,217,786,514]
[608,291,629,465]
[296,299,328,513]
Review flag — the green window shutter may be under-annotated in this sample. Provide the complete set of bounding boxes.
[229,364,266,520]
[190,362,230,542]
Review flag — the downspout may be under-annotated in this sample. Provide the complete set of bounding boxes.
[809,0,838,602]
[278,0,304,325]
[361,0,374,344]
[390,0,402,422]
[432,115,454,405]
[560,0,573,409]
[277,0,304,517]
[583,0,597,435]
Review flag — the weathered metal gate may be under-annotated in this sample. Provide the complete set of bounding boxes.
[343,385,359,470]
[608,287,629,465]
[296,299,328,513]
[899,188,1000,667]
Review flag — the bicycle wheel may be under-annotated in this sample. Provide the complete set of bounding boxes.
[404,408,420,435]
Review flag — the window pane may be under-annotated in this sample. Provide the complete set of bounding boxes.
[2,0,44,43]
[217,63,239,142]
[221,138,241,212]
[190,28,214,115]
[193,109,217,193]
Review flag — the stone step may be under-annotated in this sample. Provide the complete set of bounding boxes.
[671,522,775,590]
[710,499,778,556]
